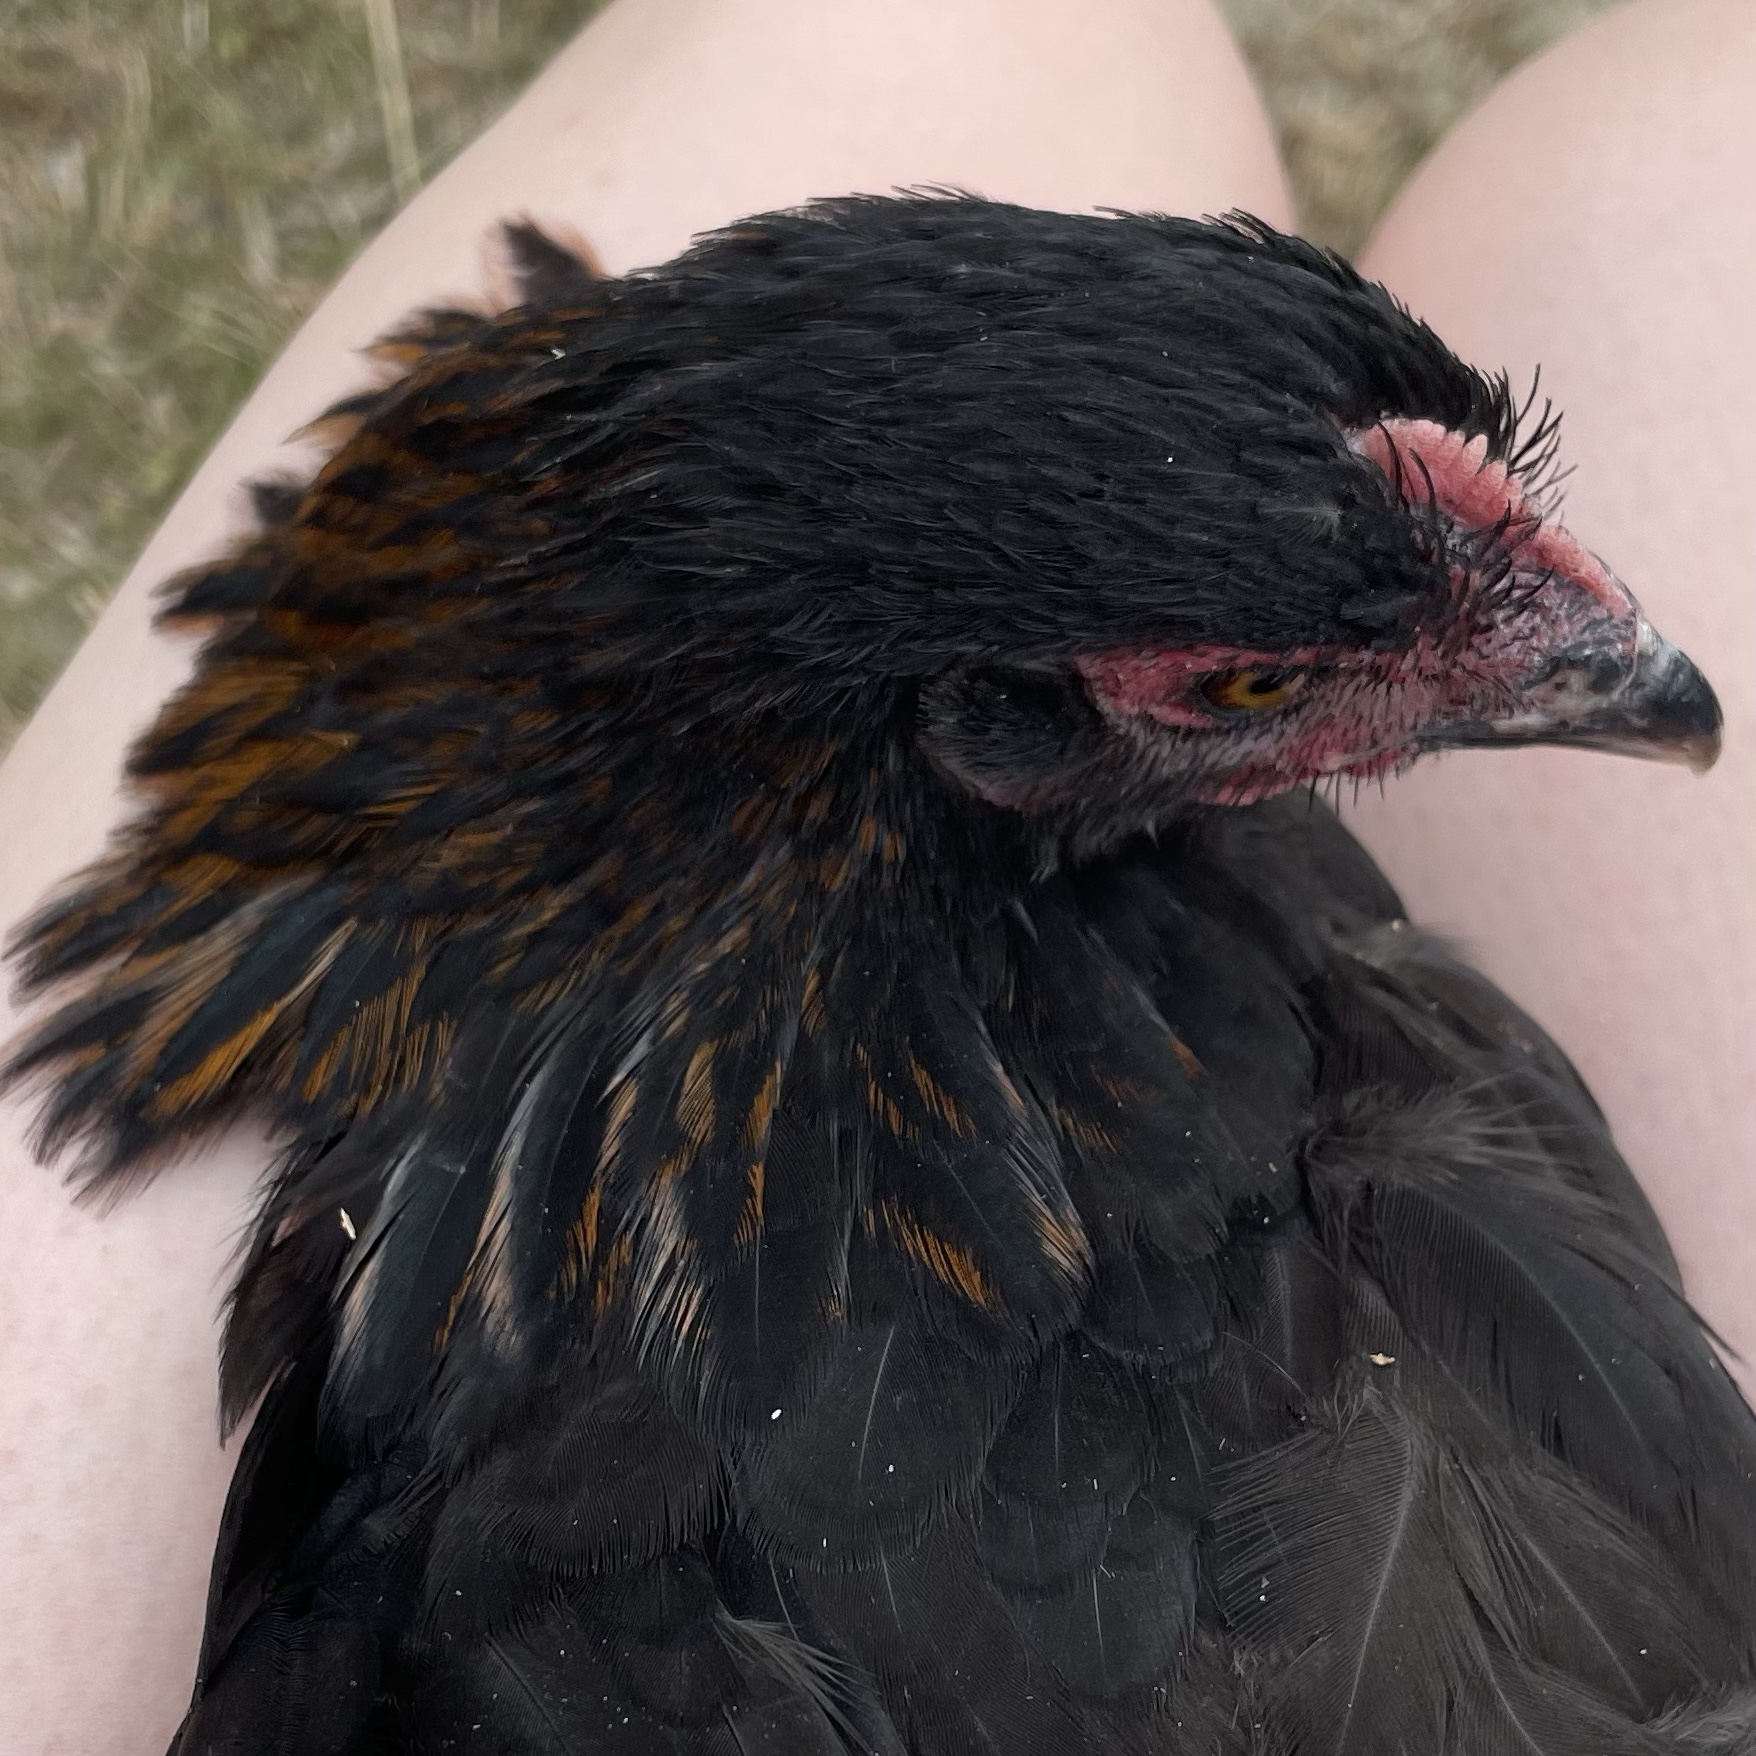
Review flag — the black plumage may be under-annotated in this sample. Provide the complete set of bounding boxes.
[4,195,1750,1754]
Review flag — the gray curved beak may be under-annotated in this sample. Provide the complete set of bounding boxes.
[1432,620,1723,772]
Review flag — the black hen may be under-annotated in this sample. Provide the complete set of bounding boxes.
[5,196,1750,1755]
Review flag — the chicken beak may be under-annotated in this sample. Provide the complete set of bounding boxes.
[1435,619,1724,772]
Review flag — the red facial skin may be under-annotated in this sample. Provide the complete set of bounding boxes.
[1075,418,1642,806]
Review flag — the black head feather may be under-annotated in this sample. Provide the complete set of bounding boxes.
[511,197,1506,674]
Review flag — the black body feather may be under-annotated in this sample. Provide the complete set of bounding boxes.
[5,198,1752,1754]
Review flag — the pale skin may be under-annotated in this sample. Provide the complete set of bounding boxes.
[0,0,1748,1746]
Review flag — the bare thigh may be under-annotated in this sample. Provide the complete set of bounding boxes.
[1348,0,1756,1361]
[0,2,1289,1748]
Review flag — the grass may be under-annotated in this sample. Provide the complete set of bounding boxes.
[0,0,607,745]
[0,0,1618,749]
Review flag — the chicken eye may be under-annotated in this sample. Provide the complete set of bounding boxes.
[1200,668,1308,712]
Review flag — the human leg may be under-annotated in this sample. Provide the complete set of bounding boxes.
[1347,0,1756,1362]
[0,2,1289,1748]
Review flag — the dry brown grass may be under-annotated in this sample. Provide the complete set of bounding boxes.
[0,0,606,744]
[0,0,1620,748]
[1221,0,1616,249]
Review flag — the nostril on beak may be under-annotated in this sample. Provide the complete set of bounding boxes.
[1533,622,1723,769]
[1522,647,1634,721]
[1430,619,1724,770]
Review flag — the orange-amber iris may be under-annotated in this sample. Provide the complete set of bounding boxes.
[1200,668,1308,712]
